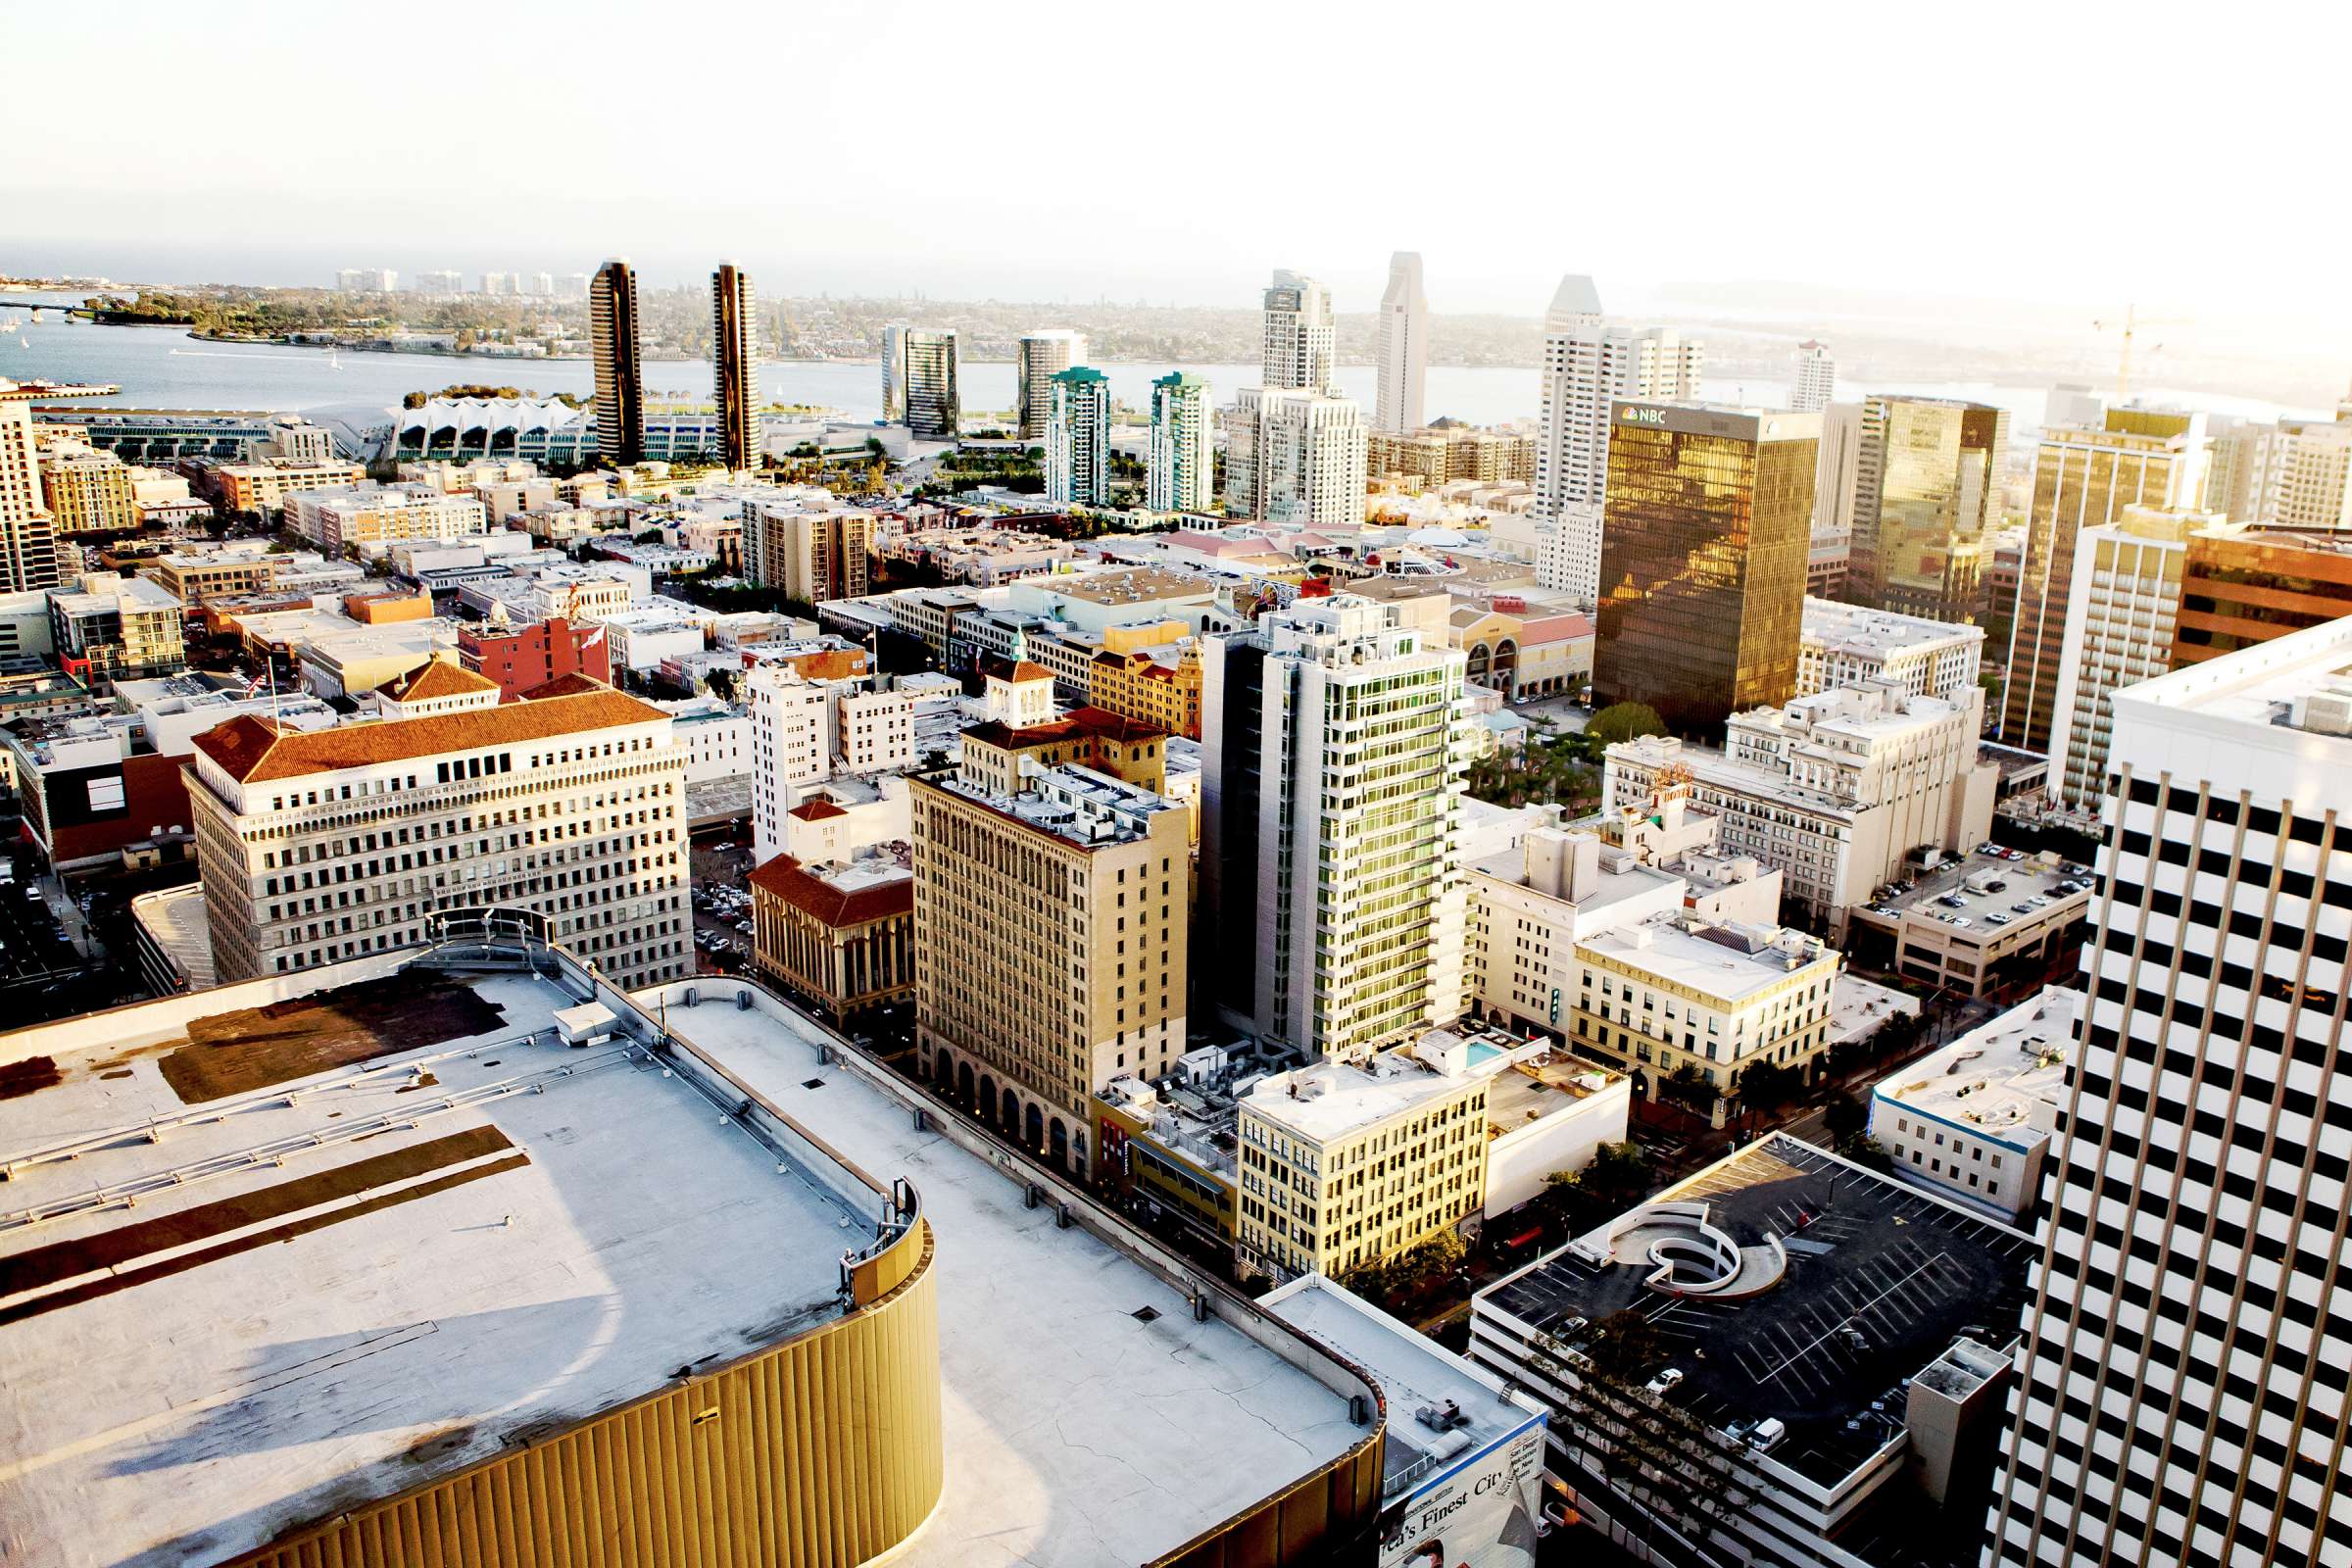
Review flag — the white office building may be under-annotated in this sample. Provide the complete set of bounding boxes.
[748,663,836,862]
[1986,617,2352,1568]
[1015,329,1086,443]
[1372,252,1428,434]
[1200,597,1472,1059]
[1224,387,1366,528]
[1533,273,1703,604]
[1149,371,1213,514]
[1798,595,1985,702]
[1868,985,2077,1223]
[2046,505,2207,810]
[1260,270,1336,394]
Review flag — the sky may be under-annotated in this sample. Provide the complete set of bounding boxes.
[6,0,2348,340]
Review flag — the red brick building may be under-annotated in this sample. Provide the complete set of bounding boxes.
[458,616,612,701]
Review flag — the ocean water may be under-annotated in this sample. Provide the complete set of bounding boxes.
[0,291,2320,434]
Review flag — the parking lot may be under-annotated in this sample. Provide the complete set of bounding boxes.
[690,826,756,973]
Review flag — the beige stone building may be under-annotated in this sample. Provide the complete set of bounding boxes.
[216,458,368,517]
[184,675,691,988]
[747,502,873,603]
[750,847,914,1021]
[910,758,1190,1174]
[39,443,138,533]
[1237,1033,1491,1281]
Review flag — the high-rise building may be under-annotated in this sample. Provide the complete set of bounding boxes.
[1148,371,1212,514]
[1200,598,1470,1060]
[745,498,872,604]
[1224,388,1367,527]
[2207,415,2352,530]
[900,329,959,441]
[2000,407,2207,751]
[878,321,911,422]
[2044,504,2206,809]
[589,259,645,466]
[1533,274,1704,604]
[1847,396,2010,622]
[1812,399,1863,544]
[1372,252,1428,434]
[333,268,396,293]
[2043,381,2106,431]
[185,674,692,989]
[1592,403,1818,737]
[1015,329,1086,442]
[1259,270,1336,394]
[910,752,1190,1174]
[2173,521,2352,666]
[410,270,463,295]
[710,263,759,470]
[1044,366,1110,508]
[481,271,511,297]
[1985,617,2352,1568]
[1791,339,1836,411]
[37,442,137,533]
[0,380,66,592]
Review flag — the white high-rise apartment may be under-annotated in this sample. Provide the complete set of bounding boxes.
[1224,387,1367,527]
[1985,616,2352,1568]
[2045,505,2210,810]
[0,381,62,593]
[1044,367,1110,508]
[1532,273,1704,604]
[1260,270,1336,394]
[1791,339,1836,411]
[1372,252,1428,434]
[183,677,691,989]
[748,663,836,864]
[1015,329,1086,442]
[2212,416,2352,531]
[1200,597,1472,1060]
[1148,371,1212,514]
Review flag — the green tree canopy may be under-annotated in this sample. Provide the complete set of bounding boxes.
[1587,702,1669,747]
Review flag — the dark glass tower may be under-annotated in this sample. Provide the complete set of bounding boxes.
[589,259,644,466]
[710,263,758,470]
[1592,402,1818,738]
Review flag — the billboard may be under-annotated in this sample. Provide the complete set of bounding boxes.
[1377,1414,1548,1568]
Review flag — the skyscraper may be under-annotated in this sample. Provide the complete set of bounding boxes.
[1533,273,1704,604]
[1985,617,2352,1568]
[1592,402,1818,737]
[1149,371,1212,514]
[1847,396,2010,622]
[1224,387,1367,527]
[1812,398,1863,543]
[1372,252,1428,433]
[589,259,644,466]
[901,329,959,441]
[1790,340,1836,411]
[2000,407,2207,751]
[1044,366,1110,507]
[1200,598,1470,1060]
[1260,270,1336,394]
[879,321,911,422]
[710,263,759,470]
[2044,504,2205,809]
[0,381,61,593]
[1015,329,1086,442]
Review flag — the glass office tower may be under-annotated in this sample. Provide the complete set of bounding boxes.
[1592,402,1818,737]
[1850,396,2009,623]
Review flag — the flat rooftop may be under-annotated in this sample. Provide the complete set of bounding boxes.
[0,963,875,1567]
[1830,972,1921,1047]
[1263,1276,1544,1506]
[1801,596,1984,658]
[1876,987,2078,1148]
[1244,1038,1478,1144]
[1868,846,2093,930]
[1580,916,1833,1003]
[654,988,1363,1568]
[1479,1135,2035,1490]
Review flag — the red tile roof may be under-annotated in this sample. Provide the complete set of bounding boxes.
[386,661,500,702]
[191,686,670,784]
[788,798,849,821]
[517,671,612,701]
[961,704,1165,752]
[749,855,912,929]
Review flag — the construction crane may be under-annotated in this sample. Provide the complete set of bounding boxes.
[2091,304,2190,403]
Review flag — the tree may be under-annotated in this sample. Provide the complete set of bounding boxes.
[1658,1064,1719,1115]
[1823,1094,1868,1139]
[1583,1140,1652,1206]
[1734,1060,1803,1112]
[1587,702,1668,747]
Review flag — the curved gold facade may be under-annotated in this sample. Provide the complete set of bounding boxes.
[225,1222,943,1568]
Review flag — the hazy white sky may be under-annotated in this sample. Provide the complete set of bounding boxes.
[7,0,2347,325]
